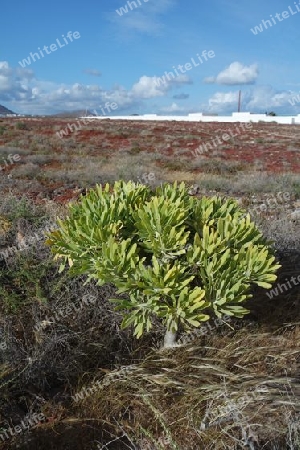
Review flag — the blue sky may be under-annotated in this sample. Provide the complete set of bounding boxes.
[1,0,300,115]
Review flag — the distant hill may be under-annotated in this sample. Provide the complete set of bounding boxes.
[0,104,15,116]
[49,109,97,118]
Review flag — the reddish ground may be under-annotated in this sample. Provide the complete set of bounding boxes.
[0,118,300,203]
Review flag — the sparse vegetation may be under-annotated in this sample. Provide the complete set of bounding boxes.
[47,181,280,347]
[0,118,300,449]
[15,121,29,131]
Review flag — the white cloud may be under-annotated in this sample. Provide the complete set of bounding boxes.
[173,93,189,100]
[109,0,175,35]
[246,85,298,111]
[2,61,300,116]
[202,85,300,114]
[132,76,166,98]
[83,69,102,77]
[203,90,240,113]
[204,62,259,85]
[0,61,35,102]
[0,61,15,91]
[159,102,187,113]
[169,74,193,87]
[0,61,140,114]
[132,75,192,99]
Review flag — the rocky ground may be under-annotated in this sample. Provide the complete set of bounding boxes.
[0,118,300,449]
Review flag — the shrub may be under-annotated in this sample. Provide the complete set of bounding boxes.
[15,122,29,130]
[128,143,141,154]
[46,181,280,347]
[0,250,52,312]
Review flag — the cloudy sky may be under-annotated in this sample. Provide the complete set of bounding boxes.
[1,0,300,115]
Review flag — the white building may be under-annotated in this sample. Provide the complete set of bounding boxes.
[81,112,300,125]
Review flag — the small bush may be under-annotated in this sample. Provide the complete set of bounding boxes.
[47,181,280,347]
[15,122,29,130]
[128,144,142,154]
[0,250,52,312]
[10,162,40,178]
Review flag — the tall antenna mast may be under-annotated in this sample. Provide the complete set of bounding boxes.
[238,90,242,112]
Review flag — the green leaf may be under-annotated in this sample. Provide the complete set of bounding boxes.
[46,180,280,342]
[256,281,273,289]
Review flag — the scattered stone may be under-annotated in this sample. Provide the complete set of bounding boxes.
[291,209,300,221]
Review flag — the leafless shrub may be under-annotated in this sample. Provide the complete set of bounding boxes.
[231,172,300,196]
[0,146,31,156]
[24,155,52,165]
[259,216,300,251]
[10,163,40,178]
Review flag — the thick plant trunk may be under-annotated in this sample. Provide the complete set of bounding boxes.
[163,329,177,348]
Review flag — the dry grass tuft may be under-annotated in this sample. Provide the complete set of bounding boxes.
[71,314,300,449]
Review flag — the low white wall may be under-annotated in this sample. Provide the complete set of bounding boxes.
[80,112,300,124]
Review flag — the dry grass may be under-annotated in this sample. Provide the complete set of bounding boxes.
[1,119,300,449]
[1,216,300,449]
[71,318,300,449]
[1,118,300,203]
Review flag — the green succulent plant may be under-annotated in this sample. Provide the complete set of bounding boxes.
[46,181,280,347]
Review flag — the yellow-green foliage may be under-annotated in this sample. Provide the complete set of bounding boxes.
[46,181,280,338]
